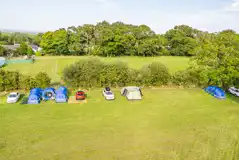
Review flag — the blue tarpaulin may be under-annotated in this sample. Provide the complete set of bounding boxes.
[55,86,68,103]
[28,88,43,104]
[42,88,56,101]
[205,86,226,99]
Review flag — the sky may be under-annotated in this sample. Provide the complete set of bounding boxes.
[0,0,239,33]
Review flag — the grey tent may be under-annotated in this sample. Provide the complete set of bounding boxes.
[121,86,143,100]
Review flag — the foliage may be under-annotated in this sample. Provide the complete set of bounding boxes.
[0,70,51,91]
[41,21,171,57]
[63,59,171,87]
[99,61,131,87]
[0,45,7,56]
[139,62,170,86]
[15,42,35,56]
[35,72,51,88]
[63,58,103,88]
[191,31,239,89]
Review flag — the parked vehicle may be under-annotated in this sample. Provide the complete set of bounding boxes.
[229,87,239,97]
[76,91,86,100]
[7,92,20,103]
[121,86,143,100]
[102,87,115,100]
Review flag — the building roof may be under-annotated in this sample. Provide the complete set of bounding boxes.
[2,45,19,50]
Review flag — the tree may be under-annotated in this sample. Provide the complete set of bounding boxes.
[35,72,51,88]
[0,45,6,56]
[16,42,29,55]
[191,32,239,89]
[165,25,199,56]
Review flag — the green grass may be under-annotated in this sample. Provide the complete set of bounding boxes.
[0,89,239,160]
[3,56,190,83]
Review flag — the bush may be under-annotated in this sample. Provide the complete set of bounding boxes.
[63,58,104,88]
[172,68,206,87]
[99,61,131,87]
[0,70,51,91]
[35,72,51,88]
[139,62,170,86]
[0,70,21,91]
[20,75,37,90]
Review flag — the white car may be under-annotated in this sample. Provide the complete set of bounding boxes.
[229,87,239,97]
[7,92,20,104]
[102,87,115,100]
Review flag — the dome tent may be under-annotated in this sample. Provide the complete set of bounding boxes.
[0,57,6,67]
[55,86,68,103]
[28,88,43,104]
[205,86,226,99]
[42,88,56,101]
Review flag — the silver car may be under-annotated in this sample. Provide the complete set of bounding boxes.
[102,87,115,100]
[7,92,20,104]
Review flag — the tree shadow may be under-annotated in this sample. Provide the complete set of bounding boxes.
[227,94,239,104]
[49,82,61,88]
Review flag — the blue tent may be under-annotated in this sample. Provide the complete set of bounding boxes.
[0,57,6,67]
[42,88,56,101]
[205,86,226,99]
[28,88,43,104]
[55,86,68,103]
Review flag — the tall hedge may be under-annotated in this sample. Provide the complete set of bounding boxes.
[62,59,171,88]
[0,70,51,91]
[139,62,171,86]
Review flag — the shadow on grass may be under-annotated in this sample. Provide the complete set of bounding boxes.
[19,94,28,104]
[49,82,61,88]
[227,94,239,103]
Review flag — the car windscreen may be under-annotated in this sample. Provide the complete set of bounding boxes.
[9,94,17,98]
[105,91,113,95]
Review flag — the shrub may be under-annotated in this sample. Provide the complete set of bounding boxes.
[35,72,51,88]
[0,70,21,91]
[20,75,37,90]
[139,62,170,86]
[99,61,131,87]
[172,68,207,87]
[63,58,104,88]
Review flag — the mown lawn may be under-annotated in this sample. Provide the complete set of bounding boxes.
[3,56,190,83]
[0,89,239,160]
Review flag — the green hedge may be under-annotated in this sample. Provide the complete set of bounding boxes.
[62,58,171,88]
[0,70,51,91]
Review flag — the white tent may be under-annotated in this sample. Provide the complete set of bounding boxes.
[121,86,142,100]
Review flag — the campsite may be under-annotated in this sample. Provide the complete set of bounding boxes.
[0,16,239,160]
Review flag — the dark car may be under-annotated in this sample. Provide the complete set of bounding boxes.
[76,91,86,100]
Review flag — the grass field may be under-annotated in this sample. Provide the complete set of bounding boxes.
[3,56,190,83]
[0,89,239,160]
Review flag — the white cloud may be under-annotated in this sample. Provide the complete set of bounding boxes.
[225,0,239,11]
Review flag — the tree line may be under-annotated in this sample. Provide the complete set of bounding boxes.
[38,21,239,57]
[0,31,42,46]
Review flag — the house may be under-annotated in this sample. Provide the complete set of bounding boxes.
[2,44,42,53]
[30,44,42,52]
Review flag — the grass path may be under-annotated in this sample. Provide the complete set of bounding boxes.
[0,89,238,160]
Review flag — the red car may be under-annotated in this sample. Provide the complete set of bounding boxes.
[76,91,86,100]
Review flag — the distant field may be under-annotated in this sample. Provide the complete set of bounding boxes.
[4,56,190,82]
[0,89,238,160]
